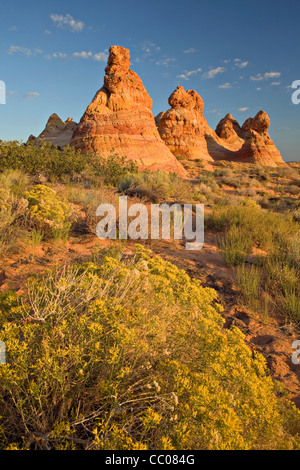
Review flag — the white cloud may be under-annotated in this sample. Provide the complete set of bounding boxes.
[204,66,225,79]
[206,109,221,114]
[256,87,261,91]
[218,82,231,89]
[225,58,248,68]
[236,61,248,69]
[142,47,151,55]
[94,52,109,62]
[264,71,281,79]
[156,58,176,67]
[250,74,264,81]
[8,46,44,57]
[72,51,108,61]
[183,48,197,54]
[141,42,161,57]
[177,68,202,80]
[8,46,32,56]
[250,71,281,81]
[45,50,108,61]
[55,52,68,59]
[23,92,40,99]
[45,52,68,59]
[238,107,249,112]
[72,51,93,59]
[271,81,281,86]
[50,13,85,32]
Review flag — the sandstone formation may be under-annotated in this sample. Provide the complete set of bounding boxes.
[157,85,285,167]
[157,86,244,162]
[29,47,285,169]
[215,113,244,147]
[154,111,165,127]
[214,110,285,166]
[27,134,36,144]
[70,46,186,175]
[34,114,78,148]
[157,86,214,161]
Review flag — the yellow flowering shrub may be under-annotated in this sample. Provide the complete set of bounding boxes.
[24,184,71,237]
[0,245,300,450]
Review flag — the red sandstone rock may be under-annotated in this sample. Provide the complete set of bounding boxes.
[157,86,214,161]
[157,86,243,161]
[215,113,244,148]
[155,111,165,127]
[214,110,285,166]
[34,114,77,148]
[158,85,285,167]
[70,46,186,176]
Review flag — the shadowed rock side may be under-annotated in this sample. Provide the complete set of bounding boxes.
[34,114,78,148]
[215,113,245,147]
[70,46,186,176]
[157,86,285,167]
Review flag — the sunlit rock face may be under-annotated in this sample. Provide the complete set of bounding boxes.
[70,46,186,175]
[158,86,285,167]
[34,114,78,148]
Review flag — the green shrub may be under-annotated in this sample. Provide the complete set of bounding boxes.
[219,225,252,266]
[120,170,192,203]
[0,141,89,180]
[237,264,262,309]
[0,246,300,450]
[91,151,138,187]
[263,238,300,321]
[0,169,30,197]
[209,204,297,252]
[210,203,299,321]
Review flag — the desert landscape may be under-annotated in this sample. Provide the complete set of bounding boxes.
[0,1,300,453]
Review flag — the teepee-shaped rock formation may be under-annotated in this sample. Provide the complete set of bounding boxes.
[70,46,186,175]
[157,86,214,161]
[157,86,285,167]
[34,114,78,148]
[157,86,246,162]
[29,47,285,169]
[215,113,244,148]
[213,110,285,166]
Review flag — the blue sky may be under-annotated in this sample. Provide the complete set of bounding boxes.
[0,0,299,161]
